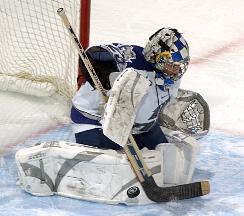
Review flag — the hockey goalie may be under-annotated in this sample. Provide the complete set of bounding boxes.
[15,27,210,205]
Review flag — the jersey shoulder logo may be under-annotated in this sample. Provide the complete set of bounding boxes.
[101,43,136,71]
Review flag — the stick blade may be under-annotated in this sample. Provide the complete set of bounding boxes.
[201,181,210,196]
[141,177,210,202]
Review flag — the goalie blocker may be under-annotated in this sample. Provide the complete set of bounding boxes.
[15,129,200,205]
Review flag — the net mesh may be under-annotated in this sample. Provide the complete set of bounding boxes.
[0,0,81,99]
[0,0,82,155]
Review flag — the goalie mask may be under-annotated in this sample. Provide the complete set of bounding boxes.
[143,27,190,81]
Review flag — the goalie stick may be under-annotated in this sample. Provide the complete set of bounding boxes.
[57,8,210,202]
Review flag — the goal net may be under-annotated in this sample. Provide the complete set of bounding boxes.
[0,0,85,155]
[0,0,82,98]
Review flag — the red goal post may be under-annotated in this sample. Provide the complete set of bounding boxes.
[78,0,91,88]
[80,0,91,51]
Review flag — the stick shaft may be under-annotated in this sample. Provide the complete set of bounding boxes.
[57,8,152,180]
[57,8,107,99]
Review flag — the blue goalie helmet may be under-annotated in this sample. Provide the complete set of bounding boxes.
[143,27,190,81]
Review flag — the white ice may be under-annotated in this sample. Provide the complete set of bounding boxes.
[1,0,244,215]
[90,0,244,136]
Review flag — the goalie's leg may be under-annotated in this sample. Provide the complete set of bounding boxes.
[71,106,122,150]
[133,123,168,150]
[133,125,200,185]
[75,129,122,150]
[157,127,200,185]
[74,123,168,151]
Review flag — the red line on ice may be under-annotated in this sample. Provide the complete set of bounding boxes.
[191,37,243,65]
[190,36,244,136]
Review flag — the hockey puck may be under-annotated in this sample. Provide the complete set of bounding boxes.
[127,186,140,198]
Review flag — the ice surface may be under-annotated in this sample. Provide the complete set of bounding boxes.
[1,0,244,215]
[1,126,244,215]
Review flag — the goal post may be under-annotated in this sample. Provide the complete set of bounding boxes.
[78,0,91,88]
[0,0,91,99]
[80,0,91,50]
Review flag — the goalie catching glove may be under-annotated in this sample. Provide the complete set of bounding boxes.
[159,89,210,139]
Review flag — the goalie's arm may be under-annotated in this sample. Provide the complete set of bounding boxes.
[79,56,117,91]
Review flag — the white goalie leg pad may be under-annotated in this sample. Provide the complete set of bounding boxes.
[102,68,150,147]
[156,127,199,185]
[15,142,56,196]
[15,141,164,205]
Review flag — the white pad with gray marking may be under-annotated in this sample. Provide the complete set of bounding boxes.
[15,141,163,205]
[158,127,200,185]
[102,68,150,147]
[15,137,199,205]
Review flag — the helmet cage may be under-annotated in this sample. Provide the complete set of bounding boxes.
[154,51,190,80]
[143,27,190,81]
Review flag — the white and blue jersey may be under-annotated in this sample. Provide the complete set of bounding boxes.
[71,43,181,135]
